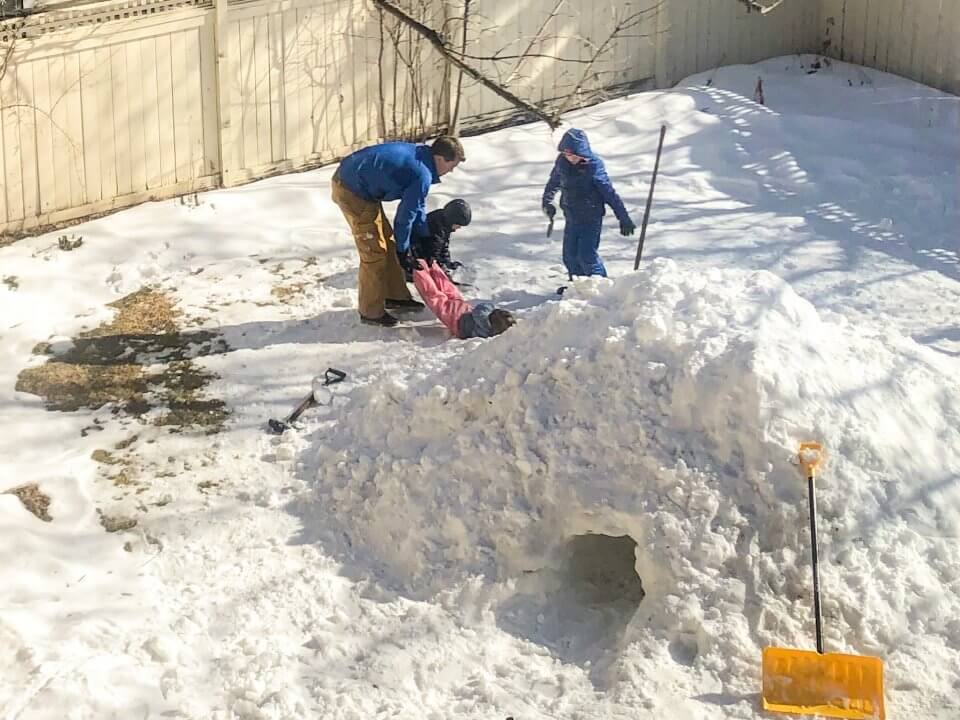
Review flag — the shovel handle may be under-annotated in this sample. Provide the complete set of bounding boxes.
[269,368,347,434]
[799,441,826,654]
[324,367,347,385]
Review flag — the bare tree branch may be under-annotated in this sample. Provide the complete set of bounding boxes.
[448,0,470,134]
[371,0,561,129]
[453,49,598,64]
[555,2,664,118]
[376,6,388,137]
[382,15,430,135]
[0,17,26,84]
[503,0,565,86]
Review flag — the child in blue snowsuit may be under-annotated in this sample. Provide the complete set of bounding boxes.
[542,128,635,278]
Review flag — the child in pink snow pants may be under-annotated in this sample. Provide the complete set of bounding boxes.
[412,260,515,339]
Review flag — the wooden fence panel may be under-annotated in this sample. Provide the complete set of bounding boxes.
[819,0,959,94]
[0,64,24,224]
[1,0,953,234]
[0,3,219,234]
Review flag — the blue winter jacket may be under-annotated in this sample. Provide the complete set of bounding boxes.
[336,142,441,252]
[542,129,630,224]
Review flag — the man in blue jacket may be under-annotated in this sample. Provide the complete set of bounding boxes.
[542,128,635,279]
[332,135,465,326]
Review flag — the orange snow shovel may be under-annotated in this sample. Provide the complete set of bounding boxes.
[761,442,885,719]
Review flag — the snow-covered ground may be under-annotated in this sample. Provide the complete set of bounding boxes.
[2,55,959,719]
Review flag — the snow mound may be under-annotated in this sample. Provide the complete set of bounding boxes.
[311,258,960,693]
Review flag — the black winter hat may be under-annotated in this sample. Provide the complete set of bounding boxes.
[443,199,472,227]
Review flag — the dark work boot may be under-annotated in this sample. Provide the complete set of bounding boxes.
[360,312,399,327]
[385,298,425,311]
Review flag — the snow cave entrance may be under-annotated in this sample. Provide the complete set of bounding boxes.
[497,533,645,688]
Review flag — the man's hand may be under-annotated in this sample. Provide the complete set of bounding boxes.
[620,218,636,236]
[543,204,557,220]
[397,247,416,275]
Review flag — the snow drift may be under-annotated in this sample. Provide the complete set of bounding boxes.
[311,258,960,699]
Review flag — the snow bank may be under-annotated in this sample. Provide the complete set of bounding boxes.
[312,258,960,695]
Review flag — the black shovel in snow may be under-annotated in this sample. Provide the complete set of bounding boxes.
[267,367,346,435]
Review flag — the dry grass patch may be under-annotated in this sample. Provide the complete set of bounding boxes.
[84,287,180,337]
[115,434,139,450]
[16,362,148,413]
[98,510,137,533]
[153,361,228,434]
[92,449,121,465]
[271,281,308,302]
[91,448,143,488]
[5,484,52,522]
[15,287,228,433]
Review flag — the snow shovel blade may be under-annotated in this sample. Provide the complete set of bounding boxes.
[762,646,885,719]
[267,417,293,434]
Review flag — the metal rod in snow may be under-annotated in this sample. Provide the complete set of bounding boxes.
[634,124,667,271]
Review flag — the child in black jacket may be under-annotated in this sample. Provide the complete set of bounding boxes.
[408,199,472,281]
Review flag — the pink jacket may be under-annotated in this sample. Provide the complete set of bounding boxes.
[412,261,471,337]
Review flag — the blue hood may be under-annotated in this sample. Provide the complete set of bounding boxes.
[557,128,595,160]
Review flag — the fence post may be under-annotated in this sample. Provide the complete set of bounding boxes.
[654,0,668,88]
[212,0,230,186]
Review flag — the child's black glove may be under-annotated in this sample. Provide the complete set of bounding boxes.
[620,218,637,236]
[543,204,557,220]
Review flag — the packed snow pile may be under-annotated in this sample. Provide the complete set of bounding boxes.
[311,258,960,696]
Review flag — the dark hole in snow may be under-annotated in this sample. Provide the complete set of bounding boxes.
[495,533,644,689]
[563,533,645,605]
[669,635,699,666]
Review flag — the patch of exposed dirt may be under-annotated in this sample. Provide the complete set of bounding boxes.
[115,434,139,450]
[91,447,144,489]
[5,484,52,522]
[153,361,228,434]
[271,281,309,302]
[98,510,138,533]
[264,256,335,305]
[3,276,18,290]
[92,449,122,465]
[16,362,149,413]
[84,287,179,337]
[15,287,229,433]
